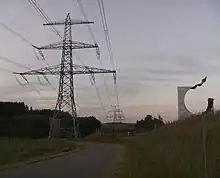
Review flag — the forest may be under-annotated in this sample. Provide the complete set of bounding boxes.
[0,101,101,138]
[0,101,165,139]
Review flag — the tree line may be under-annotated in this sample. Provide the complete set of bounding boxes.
[135,114,165,133]
[0,101,101,138]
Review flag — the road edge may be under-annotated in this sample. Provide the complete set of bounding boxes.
[104,144,125,178]
[0,146,81,171]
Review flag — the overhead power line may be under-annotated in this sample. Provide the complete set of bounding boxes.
[0,22,54,69]
[0,20,58,88]
[0,23,32,46]
[28,0,87,67]
[0,55,31,70]
[0,23,56,101]
[97,0,115,69]
[76,0,96,42]
[28,0,88,69]
[76,0,112,103]
[93,83,108,117]
[0,55,54,101]
[97,0,120,109]
[28,0,62,38]
[28,0,90,66]
[0,67,14,73]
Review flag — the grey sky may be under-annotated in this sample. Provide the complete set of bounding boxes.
[0,0,220,122]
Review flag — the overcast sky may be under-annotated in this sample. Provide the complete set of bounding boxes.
[0,0,220,122]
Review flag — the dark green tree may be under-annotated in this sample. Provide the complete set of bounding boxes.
[135,114,164,133]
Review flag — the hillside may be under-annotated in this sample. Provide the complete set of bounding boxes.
[115,113,220,178]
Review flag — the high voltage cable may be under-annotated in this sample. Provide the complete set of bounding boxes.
[0,55,54,101]
[0,22,51,73]
[0,21,58,86]
[0,67,14,73]
[0,5,58,106]
[0,55,44,94]
[28,0,62,38]
[0,67,43,98]
[0,55,31,70]
[97,0,115,69]
[28,0,82,74]
[0,22,57,72]
[76,0,96,42]
[93,82,108,117]
[97,0,120,109]
[0,23,57,100]
[72,49,108,117]
[0,23,32,46]
[76,0,112,103]
[28,0,85,67]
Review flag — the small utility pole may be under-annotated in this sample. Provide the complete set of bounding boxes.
[201,98,214,178]
[202,114,208,178]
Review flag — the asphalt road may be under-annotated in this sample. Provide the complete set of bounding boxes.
[0,142,120,178]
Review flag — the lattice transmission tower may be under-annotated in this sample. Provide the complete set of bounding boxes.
[14,13,116,138]
[107,105,125,123]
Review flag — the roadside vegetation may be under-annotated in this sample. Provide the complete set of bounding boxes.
[0,101,101,167]
[0,138,77,167]
[114,112,220,178]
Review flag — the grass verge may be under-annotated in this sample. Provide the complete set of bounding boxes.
[114,114,220,178]
[0,138,77,167]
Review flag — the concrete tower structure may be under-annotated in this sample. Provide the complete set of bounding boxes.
[177,86,215,120]
[177,86,193,120]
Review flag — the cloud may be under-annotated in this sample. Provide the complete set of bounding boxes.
[0,83,55,96]
[119,75,174,82]
[147,68,199,76]
[122,53,219,80]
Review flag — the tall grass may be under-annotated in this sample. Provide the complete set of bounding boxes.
[0,138,76,166]
[116,113,220,178]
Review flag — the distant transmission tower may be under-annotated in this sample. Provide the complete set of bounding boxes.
[107,105,125,123]
[14,13,116,138]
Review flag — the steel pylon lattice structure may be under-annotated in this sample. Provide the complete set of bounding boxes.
[107,105,125,123]
[14,13,116,138]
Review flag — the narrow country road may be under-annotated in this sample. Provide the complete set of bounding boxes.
[0,142,120,178]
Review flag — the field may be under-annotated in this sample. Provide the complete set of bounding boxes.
[112,113,220,178]
[0,138,77,167]
[2,113,220,177]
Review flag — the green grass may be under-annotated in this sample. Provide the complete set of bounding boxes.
[114,113,220,178]
[0,138,77,166]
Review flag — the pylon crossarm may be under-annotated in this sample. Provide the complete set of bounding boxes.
[43,19,94,26]
[14,64,116,76]
[43,13,94,26]
[72,64,116,75]
[33,41,98,50]
[13,65,61,75]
